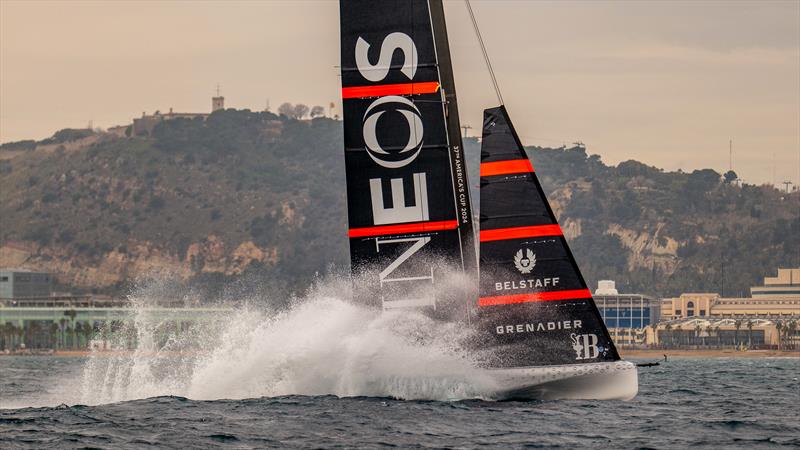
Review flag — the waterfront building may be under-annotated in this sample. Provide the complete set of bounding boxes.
[0,298,231,352]
[0,269,52,299]
[661,268,800,321]
[645,317,798,350]
[751,268,800,299]
[593,281,660,347]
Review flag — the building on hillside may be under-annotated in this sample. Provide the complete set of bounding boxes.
[106,125,129,137]
[212,95,225,112]
[132,108,209,137]
[593,281,660,347]
[131,91,228,137]
[751,268,800,299]
[0,269,52,299]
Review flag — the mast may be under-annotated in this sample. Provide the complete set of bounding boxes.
[339,0,477,310]
[430,0,477,275]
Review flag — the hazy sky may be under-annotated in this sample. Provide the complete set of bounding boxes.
[1,0,798,185]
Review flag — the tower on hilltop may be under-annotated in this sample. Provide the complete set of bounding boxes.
[212,84,225,112]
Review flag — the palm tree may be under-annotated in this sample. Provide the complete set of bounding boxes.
[79,322,95,349]
[787,321,798,350]
[694,324,702,347]
[0,323,10,350]
[48,322,60,350]
[15,324,24,350]
[3,323,14,350]
[775,321,783,350]
[746,319,755,348]
[58,318,68,349]
[75,322,86,349]
[734,319,743,349]
[664,323,673,349]
[649,322,658,348]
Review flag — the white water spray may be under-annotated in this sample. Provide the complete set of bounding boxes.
[75,276,498,405]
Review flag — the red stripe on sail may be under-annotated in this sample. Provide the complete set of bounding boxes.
[341,81,440,99]
[479,289,593,306]
[480,159,534,177]
[480,224,562,242]
[349,219,458,238]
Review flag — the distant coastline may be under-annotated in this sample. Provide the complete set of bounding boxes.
[2,349,798,359]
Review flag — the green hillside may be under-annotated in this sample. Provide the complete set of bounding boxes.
[1,108,797,298]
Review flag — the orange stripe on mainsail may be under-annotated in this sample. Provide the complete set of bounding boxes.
[480,159,534,177]
[480,224,562,242]
[349,219,458,238]
[341,81,440,99]
[479,289,593,306]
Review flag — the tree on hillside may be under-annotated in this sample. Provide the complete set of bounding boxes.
[310,105,325,118]
[617,160,659,178]
[293,104,310,120]
[723,170,738,184]
[278,102,295,118]
[276,102,310,120]
[686,169,721,193]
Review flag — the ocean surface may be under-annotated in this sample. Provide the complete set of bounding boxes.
[0,288,798,449]
[1,356,798,449]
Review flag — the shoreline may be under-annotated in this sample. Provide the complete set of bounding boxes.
[2,349,799,359]
[620,349,799,359]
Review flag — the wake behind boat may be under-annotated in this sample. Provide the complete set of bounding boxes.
[338,0,637,400]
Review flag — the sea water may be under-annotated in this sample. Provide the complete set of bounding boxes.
[0,279,798,448]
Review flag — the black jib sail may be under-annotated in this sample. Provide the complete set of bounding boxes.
[477,106,619,367]
[339,0,476,310]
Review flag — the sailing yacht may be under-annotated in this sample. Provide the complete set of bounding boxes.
[339,0,638,400]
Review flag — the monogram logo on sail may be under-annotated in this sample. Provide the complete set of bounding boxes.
[362,96,424,169]
[513,249,536,274]
[571,333,599,360]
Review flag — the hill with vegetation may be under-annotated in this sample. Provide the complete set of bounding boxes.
[1,108,797,298]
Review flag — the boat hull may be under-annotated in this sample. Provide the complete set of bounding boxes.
[489,360,638,401]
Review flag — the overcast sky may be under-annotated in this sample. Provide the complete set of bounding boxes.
[1,0,798,185]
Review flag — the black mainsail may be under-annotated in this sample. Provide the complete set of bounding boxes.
[477,106,620,367]
[340,0,476,310]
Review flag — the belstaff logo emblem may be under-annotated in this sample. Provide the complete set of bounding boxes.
[513,249,536,274]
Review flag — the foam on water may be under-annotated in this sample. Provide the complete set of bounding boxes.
[76,276,498,405]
